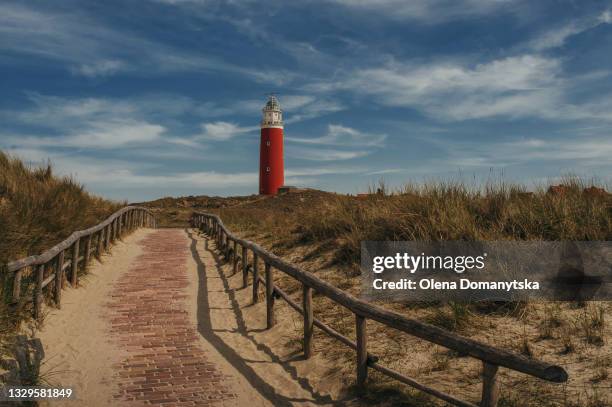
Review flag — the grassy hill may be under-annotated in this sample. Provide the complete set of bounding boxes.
[143,181,611,406]
[0,151,120,264]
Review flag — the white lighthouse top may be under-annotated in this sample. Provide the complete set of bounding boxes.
[261,95,283,129]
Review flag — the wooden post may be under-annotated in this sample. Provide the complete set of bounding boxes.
[303,284,313,358]
[84,234,92,271]
[71,238,80,286]
[356,314,368,386]
[242,246,248,288]
[481,362,500,407]
[265,262,275,329]
[96,230,102,259]
[12,268,23,303]
[233,241,238,274]
[252,253,259,304]
[104,223,111,251]
[34,264,44,321]
[54,250,65,308]
[110,219,116,242]
[118,214,123,237]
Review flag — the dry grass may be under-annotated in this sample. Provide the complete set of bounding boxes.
[0,151,119,378]
[147,178,611,405]
[0,151,120,263]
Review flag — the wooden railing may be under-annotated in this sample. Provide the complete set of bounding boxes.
[191,212,568,407]
[6,206,156,320]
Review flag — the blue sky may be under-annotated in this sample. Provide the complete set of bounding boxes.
[1,0,611,201]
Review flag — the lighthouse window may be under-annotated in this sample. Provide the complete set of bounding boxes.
[266,166,270,172]
[266,140,271,147]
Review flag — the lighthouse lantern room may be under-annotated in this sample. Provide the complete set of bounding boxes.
[259,95,285,195]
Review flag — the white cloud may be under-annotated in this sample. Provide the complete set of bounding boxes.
[197,121,256,140]
[427,135,612,170]
[0,3,289,81]
[4,147,256,188]
[307,54,612,122]
[285,166,367,176]
[288,124,386,147]
[286,124,385,161]
[0,93,198,150]
[287,146,370,161]
[73,60,126,77]
[327,0,516,21]
[527,11,612,51]
[366,168,404,175]
[2,120,165,149]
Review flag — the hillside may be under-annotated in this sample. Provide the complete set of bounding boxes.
[143,182,611,406]
[0,152,120,264]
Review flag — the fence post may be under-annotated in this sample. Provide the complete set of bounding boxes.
[356,314,368,386]
[104,224,111,251]
[96,230,103,259]
[71,238,80,286]
[84,234,92,271]
[12,268,23,303]
[242,246,248,288]
[303,284,313,359]
[481,362,500,407]
[34,264,45,321]
[252,253,259,304]
[118,214,123,237]
[265,262,275,329]
[54,250,65,308]
[233,241,238,274]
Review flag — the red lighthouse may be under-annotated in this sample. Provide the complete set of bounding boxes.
[259,95,284,195]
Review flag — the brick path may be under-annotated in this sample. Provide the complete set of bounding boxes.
[106,229,236,406]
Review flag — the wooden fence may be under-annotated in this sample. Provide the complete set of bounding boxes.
[6,206,156,320]
[191,212,568,407]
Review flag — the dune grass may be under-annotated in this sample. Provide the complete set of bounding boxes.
[210,180,610,406]
[217,179,610,273]
[0,151,120,264]
[1,151,119,350]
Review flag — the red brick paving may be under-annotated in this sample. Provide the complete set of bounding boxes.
[106,229,236,405]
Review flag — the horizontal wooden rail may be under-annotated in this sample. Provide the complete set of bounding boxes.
[6,206,156,320]
[191,212,568,407]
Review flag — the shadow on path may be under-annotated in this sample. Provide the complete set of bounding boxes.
[187,229,340,406]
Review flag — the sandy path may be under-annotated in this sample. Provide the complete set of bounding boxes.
[36,228,337,406]
[37,228,151,406]
[185,230,336,406]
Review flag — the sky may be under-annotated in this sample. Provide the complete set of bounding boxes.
[1,0,611,201]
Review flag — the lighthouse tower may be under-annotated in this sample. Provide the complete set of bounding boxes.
[259,95,284,195]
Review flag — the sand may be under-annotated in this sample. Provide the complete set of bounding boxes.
[36,228,150,406]
[33,228,339,406]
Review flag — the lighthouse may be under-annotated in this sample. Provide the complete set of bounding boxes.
[259,95,284,195]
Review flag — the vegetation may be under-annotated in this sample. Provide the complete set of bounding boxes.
[0,151,120,264]
[156,178,609,406]
[1,151,119,383]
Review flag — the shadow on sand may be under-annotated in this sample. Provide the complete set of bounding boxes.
[186,228,344,406]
